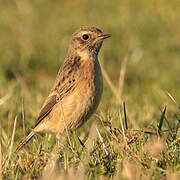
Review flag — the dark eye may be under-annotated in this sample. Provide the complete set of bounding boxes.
[82,34,89,40]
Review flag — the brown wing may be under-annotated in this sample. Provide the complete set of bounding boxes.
[34,56,80,128]
[34,95,57,128]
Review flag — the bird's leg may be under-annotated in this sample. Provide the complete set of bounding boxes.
[72,131,86,149]
[77,136,86,149]
[56,132,63,148]
[56,132,63,161]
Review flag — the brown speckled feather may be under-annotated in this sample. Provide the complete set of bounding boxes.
[35,55,80,128]
[15,27,111,152]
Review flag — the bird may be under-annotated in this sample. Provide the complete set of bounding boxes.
[15,27,111,152]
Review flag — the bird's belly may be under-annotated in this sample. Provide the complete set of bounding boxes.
[42,60,103,134]
[43,75,102,134]
[61,74,103,130]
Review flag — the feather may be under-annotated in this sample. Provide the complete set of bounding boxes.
[15,131,35,153]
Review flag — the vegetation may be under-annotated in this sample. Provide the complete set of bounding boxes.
[1,0,180,179]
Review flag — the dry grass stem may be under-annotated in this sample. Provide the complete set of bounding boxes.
[7,115,17,165]
[118,55,128,100]
[100,62,122,104]
[21,98,26,137]
[165,91,179,108]
[0,94,11,106]
[96,127,109,156]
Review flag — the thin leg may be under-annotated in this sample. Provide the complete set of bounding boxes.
[78,136,86,149]
[56,133,64,161]
[72,131,86,149]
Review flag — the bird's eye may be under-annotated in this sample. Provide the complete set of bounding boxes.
[82,34,89,40]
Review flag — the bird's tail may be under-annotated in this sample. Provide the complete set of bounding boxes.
[15,131,35,153]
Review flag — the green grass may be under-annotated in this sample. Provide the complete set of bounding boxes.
[1,0,180,179]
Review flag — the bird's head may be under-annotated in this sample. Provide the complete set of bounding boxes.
[68,27,111,58]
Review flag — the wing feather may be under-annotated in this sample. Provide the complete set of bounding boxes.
[34,95,57,127]
[34,56,80,128]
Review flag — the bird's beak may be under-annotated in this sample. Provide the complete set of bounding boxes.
[97,34,111,41]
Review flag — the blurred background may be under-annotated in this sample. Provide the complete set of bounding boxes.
[0,0,180,148]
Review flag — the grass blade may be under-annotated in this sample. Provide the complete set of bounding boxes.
[165,91,180,110]
[119,109,125,139]
[158,106,166,136]
[123,102,128,130]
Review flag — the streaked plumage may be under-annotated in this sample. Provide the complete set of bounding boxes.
[15,27,111,152]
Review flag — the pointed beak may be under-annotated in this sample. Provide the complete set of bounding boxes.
[97,34,111,41]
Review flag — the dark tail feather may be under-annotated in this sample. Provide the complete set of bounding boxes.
[15,131,35,153]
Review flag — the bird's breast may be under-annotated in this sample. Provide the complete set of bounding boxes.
[79,57,103,100]
[45,57,103,133]
[72,57,103,126]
